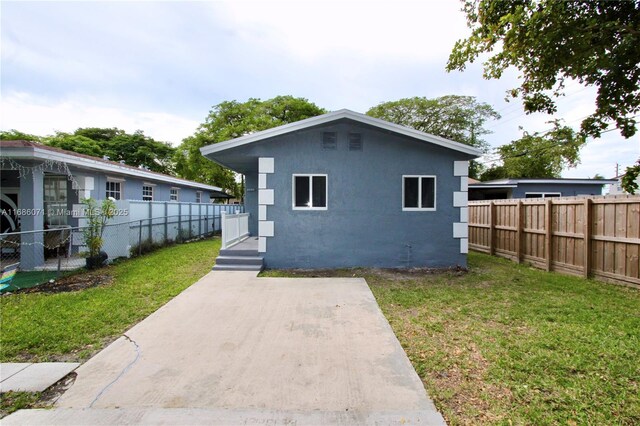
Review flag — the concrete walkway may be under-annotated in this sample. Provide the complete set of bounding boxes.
[5,271,445,425]
[1,362,79,392]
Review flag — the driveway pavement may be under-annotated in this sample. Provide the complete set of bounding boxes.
[5,271,445,425]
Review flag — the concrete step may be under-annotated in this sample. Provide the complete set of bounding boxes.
[215,255,264,266]
[212,263,264,272]
[2,407,446,425]
[219,248,259,257]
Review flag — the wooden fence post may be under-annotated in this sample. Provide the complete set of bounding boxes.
[545,199,553,271]
[516,200,523,263]
[489,201,496,255]
[583,198,592,278]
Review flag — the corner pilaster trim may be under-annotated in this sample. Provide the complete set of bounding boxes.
[453,161,469,177]
[258,157,275,253]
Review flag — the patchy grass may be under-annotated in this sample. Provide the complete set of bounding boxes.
[0,238,219,362]
[0,392,41,418]
[262,252,640,425]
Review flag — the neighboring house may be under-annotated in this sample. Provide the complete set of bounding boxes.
[468,178,616,201]
[1,140,230,268]
[607,173,640,195]
[201,109,481,269]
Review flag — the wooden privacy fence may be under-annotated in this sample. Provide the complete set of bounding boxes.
[468,195,640,288]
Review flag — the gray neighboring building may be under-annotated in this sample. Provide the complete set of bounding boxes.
[468,178,616,201]
[201,109,481,269]
[1,140,229,234]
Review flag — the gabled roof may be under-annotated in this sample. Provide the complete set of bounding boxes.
[1,140,229,196]
[200,109,483,158]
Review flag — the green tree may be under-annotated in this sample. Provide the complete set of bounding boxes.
[487,122,586,179]
[176,96,326,197]
[621,160,640,194]
[0,129,41,141]
[479,165,508,181]
[102,130,175,175]
[366,95,500,178]
[447,0,640,140]
[44,132,105,157]
[43,128,175,174]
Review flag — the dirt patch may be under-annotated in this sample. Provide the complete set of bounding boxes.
[11,272,114,295]
[265,266,467,281]
[0,372,77,419]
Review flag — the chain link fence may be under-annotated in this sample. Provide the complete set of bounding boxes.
[0,211,234,293]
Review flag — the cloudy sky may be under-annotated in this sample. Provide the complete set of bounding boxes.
[1,0,638,178]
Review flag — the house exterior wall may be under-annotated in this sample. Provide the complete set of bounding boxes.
[1,161,217,233]
[83,171,213,203]
[512,183,604,198]
[238,122,474,269]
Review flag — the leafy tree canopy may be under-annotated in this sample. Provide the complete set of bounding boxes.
[44,133,105,157]
[481,122,586,180]
[366,95,500,178]
[0,129,42,141]
[1,128,175,175]
[448,0,640,139]
[622,160,640,194]
[175,96,326,197]
[44,128,176,174]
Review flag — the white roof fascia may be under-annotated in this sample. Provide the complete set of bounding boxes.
[468,184,517,188]
[200,109,483,157]
[514,179,618,185]
[4,147,224,192]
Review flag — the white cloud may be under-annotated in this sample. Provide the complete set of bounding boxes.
[0,92,199,145]
[213,0,467,63]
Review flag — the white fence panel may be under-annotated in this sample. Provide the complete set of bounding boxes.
[221,212,250,249]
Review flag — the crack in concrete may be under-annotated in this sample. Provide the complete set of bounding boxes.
[88,334,141,408]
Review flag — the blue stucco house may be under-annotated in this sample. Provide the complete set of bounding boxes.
[468,178,616,200]
[201,109,482,269]
[1,140,230,269]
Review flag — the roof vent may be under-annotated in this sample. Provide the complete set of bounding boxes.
[322,132,337,150]
[348,133,363,151]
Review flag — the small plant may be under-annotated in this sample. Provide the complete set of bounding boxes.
[82,197,116,269]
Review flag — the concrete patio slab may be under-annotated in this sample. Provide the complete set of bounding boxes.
[3,407,444,425]
[6,270,445,424]
[1,363,31,382]
[0,362,79,392]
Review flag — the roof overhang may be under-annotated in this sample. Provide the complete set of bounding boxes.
[200,109,483,173]
[2,145,226,193]
[513,179,618,185]
[469,184,517,189]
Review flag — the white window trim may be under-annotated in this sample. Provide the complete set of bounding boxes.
[142,184,154,201]
[106,179,123,200]
[170,187,180,201]
[195,191,203,203]
[402,175,437,211]
[525,192,561,199]
[292,174,328,211]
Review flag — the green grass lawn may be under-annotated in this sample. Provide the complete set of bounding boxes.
[263,253,640,425]
[2,243,638,424]
[0,238,219,362]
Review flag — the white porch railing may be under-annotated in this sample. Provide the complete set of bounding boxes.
[221,212,250,249]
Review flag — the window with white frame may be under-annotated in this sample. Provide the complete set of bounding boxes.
[195,191,202,203]
[170,188,179,201]
[292,174,327,210]
[142,185,154,201]
[525,192,561,199]
[403,176,436,211]
[106,180,122,200]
